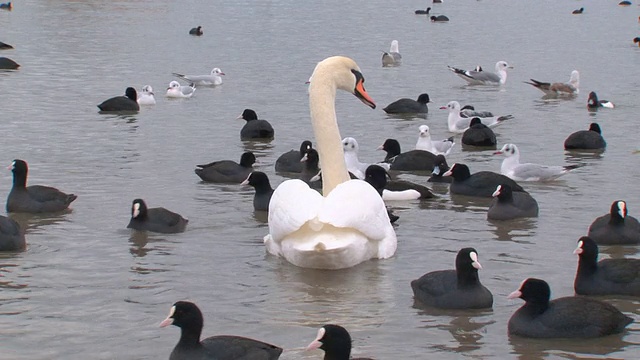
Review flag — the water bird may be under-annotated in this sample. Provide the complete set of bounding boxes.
[166,81,195,98]
[587,91,614,109]
[564,123,606,150]
[172,67,225,86]
[194,152,256,183]
[495,143,581,181]
[383,93,430,114]
[415,125,455,155]
[381,40,402,67]
[238,109,275,140]
[524,70,579,96]
[588,200,640,245]
[487,184,539,220]
[127,199,188,234]
[241,172,274,211]
[137,85,156,105]
[275,140,312,173]
[160,301,282,360]
[6,159,77,213]
[448,61,513,85]
[306,324,373,360]
[189,26,203,36]
[507,278,633,338]
[264,56,397,270]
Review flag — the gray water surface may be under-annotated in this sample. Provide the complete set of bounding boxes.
[1,0,639,359]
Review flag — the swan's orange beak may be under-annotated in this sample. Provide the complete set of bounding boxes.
[354,77,376,109]
[351,69,375,109]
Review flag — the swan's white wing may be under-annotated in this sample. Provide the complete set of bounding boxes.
[268,180,323,243]
[319,180,396,257]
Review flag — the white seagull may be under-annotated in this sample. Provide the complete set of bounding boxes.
[495,143,581,181]
[441,101,513,133]
[343,137,390,179]
[166,81,196,98]
[382,40,402,67]
[137,85,156,105]
[524,70,579,96]
[172,67,225,86]
[448,61,513,85]
[415,125,455,155]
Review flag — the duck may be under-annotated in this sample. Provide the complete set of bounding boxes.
[194,152,256,183]
[343,137,390,179]
[430,15,449,22]
[173,68,225,86]
[572,7,584,14]
[0,2,11,10]
[495,143,581,181]
[166,80,196,98]
[383,93,430,114]
[241,172,274,212]
[0,215,25,251]
[574,236,640,296]
[507,278,633,338]
[6,159,77,213]
[443,163,527,197]
[378,138,437,171]
[189,26,203,36]
[618,1,632,5]
[587,91,614,109]
[127,199,188,234]
[306,324,373,360]
[238,109,275,140]
[365,165,434,200]
[634,37,640,47]
[441,101,512,133]
[411,247,493,309]
[564,123,606,150]
[487,184,539,220]
[415,6,431,15]
[461,117,497,147]
[588,200,640,245]
[428,154,453,183]
[0,41,13,50]
[97,87,139,112]
[447,61,513,85]
[381,40,402,67]
[137,85,156,105]
[275,140,312,173]
[524,70,579,97]
[160,301,282,360]
[415,125,454,155]
[264,56,397,270]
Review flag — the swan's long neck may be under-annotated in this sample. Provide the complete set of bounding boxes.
[309,74,350,196]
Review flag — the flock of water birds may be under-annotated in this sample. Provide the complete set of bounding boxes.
[1,1,640,359]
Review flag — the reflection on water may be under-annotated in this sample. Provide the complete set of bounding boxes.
[272,261,394,328]
[509,333,635,359]
[488,218,538,243]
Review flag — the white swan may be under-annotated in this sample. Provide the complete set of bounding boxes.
[264,56,397,270]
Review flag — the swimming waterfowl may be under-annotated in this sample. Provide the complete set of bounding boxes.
[588,200,640,245]
[264,56,397,269]
[448,61,513,85]
[381,40,402,67]
[97,87,139,112]
[127,199,188,234]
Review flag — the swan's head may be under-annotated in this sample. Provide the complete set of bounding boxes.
[342,137,359,153]
[211,68,225,76]
[495,61,513,72]
[309,56,376,109]
[494,143,518,158]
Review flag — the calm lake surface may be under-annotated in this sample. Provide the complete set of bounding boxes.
[1,0,639,359]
